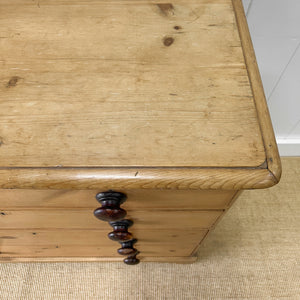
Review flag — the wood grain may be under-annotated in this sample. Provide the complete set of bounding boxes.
[0,0,265,167]
[231,0,282,183]
[0,167,278,190]
[0,229,207,257]
[190,190,242,255]
[0,189,237,209]
[0,0,281,190]
[0,209,222,230]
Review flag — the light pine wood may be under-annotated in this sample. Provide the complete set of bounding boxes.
[0,168,277,190]
[0,0,281,192]
[0,189,237,209]
[232,0,281,183]
[0,229,207,257]
[0,246,196,258]
[0,0,282,264]
[0,229,207,246]
[190,190,242,256]
[0,209,222,230]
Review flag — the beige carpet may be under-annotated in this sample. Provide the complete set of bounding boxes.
[0,158,299,300]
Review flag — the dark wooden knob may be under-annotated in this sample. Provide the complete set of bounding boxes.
[93,191,140,264]
[108,219,133,242]
[124,253,140,265]
[118,238,138,256]
[94,191,127,222]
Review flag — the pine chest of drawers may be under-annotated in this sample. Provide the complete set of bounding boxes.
[0,0,281,264]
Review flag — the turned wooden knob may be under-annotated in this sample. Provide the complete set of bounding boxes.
[94,191,127,222]
[93,191,140,264]
[124,253,140,265]
[108,219,133,242]
[118,238,138,256]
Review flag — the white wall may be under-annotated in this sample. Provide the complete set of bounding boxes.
[242,0,300,156]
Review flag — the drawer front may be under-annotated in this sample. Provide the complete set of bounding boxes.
[0,229,208,258]
[0,189,236,210]
[0,189,229,261]
[0,209,222,230]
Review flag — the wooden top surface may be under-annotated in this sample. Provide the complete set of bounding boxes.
[0,0,281,189]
